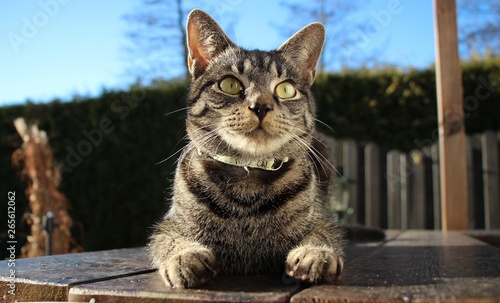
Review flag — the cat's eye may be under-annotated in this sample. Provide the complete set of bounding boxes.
[219,77,243,95]
[275,81,296,99]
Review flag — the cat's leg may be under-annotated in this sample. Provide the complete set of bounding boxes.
[149,220,218,288]
[285,220,344,284]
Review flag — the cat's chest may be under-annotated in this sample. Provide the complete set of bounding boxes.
[197,210,307,250]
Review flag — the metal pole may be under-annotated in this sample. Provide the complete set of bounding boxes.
[43,211,55,256]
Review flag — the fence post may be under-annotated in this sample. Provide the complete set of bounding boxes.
[387,150,401,229]
[431,143,441,229]
[433,0,469,230]
[343,140,359,224]
[409,150,426,229]
[465,135,477,228]
[365,143,381,227]
[481,131,500,229]
[400,154,410,229]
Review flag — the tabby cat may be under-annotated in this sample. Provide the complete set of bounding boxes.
[149,9,345,288]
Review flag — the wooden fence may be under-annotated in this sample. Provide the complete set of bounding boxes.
[329,130,500,230]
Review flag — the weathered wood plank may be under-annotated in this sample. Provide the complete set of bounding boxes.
[365,143,381,227]
[481,130,500,229]
[3,231,499,303]
[0,248,151,303]
[466,230,500,248]
[70,273,302,303]
[339,230,500,286]
[68,234,397,303]
[290,230,500,302]
[291,281,500,303]
[342,230,401,265]
[343,140,359,224]
[433,0,469,230]
[386,150,401,229]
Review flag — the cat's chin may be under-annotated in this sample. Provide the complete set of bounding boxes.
[220,132,292,158]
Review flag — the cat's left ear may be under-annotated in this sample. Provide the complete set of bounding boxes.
[278,23,325,85]
[186,9,235,78]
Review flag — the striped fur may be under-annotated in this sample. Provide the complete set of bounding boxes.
[149,9,344,288]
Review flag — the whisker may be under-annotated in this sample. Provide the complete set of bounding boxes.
[155,145,185,165]
[183,128,223,175]
[290,132,344,180]
[292,136,326,177]
[314,118,335,134]
[164,107,188,117]
[155,122,223,166]
[290,137,323,181]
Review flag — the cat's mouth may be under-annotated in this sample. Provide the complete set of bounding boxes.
[247,127,273,141]
[198,149,289,171]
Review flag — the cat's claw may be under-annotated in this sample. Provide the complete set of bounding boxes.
[286,245,343,284]
[159,248,218,288]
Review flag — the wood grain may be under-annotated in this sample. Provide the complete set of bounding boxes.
[2,231,499,303]
[69,272,303,303]
[290,230,500,302]
[466,230,500,248]
[0,247,151,303]
[67,235,394,303]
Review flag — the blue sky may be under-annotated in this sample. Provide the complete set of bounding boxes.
[0,0,435,106]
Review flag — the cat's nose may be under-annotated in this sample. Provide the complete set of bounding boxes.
[249,102,273,122]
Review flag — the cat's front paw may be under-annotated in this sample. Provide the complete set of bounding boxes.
[286,245,343,284]
[159,248,218,288]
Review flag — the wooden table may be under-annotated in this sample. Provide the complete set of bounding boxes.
[1,230,499,302]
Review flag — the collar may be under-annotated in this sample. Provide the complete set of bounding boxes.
[198,149,289,171]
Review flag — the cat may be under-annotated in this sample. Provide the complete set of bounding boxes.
[149,9,345,288]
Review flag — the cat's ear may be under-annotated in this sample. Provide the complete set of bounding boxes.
[186,9,235,78]
[278,23,325,85]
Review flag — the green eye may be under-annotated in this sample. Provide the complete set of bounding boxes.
[219,77,243,95]
[275,81,296,99]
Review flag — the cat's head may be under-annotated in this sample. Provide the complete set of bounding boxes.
[185,9,325,162]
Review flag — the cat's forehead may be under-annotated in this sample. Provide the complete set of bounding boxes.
[212,48,297,83]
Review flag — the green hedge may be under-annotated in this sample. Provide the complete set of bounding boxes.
[1,58,498,253]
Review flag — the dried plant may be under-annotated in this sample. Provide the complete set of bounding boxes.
[12,118,83,257]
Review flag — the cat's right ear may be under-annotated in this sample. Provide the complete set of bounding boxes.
[186,9,235,78]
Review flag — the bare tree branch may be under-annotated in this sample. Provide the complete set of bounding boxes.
[123,0,190,83]
[457,0,500,57]
[279,0,371,72]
